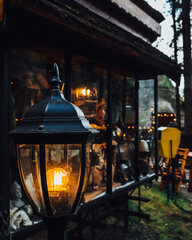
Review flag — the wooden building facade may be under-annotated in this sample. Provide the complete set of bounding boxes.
[0,0,181,239]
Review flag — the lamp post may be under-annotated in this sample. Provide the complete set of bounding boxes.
[10,63,98,240]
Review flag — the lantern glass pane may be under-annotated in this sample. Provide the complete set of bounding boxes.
[45,144,82,215]
[18,144,46,213]
[81,143,91,196]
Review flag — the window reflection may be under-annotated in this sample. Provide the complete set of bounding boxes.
[139,79,155,176]
[71,56,107,202]
[112,75,136,188]
[10,45,65,232]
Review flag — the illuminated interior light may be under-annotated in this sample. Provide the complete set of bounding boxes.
[82,89,86,96]
[47,168,69,192]
[87,89,90,96]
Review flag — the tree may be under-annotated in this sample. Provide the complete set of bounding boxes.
[165,0,192,140]
[182,0,192,137]
[169,0,182,129]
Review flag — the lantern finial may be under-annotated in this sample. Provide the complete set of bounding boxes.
[51,63,61,89]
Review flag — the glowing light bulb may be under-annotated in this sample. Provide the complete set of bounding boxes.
[47,168,69,193]
[87,89,91,96]
[82,89,86,96]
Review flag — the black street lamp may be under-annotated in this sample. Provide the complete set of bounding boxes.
[10,63,98,240]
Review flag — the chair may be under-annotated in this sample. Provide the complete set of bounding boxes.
[160,148,189,192]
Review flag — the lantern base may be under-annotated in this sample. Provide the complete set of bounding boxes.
[44,217,68,240]
[47,229,68,240]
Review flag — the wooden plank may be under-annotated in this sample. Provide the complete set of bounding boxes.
[73,0,161,38]
[111,0,161,34]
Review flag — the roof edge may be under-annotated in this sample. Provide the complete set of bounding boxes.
[129,0,165,23]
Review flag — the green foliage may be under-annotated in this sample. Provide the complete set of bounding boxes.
[129,183,192,240]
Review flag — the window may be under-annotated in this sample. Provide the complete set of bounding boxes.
[10,44,65,233]
[71,55,108,202]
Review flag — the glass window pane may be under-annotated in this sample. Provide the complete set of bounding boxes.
[112,74,136,190]
[72,56,107,202]
[139,79,155,176]
[11,46,65,123]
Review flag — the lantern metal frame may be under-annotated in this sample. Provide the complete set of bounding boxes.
[10,63,98,239]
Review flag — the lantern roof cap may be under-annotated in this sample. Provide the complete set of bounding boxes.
[10,63,98,142]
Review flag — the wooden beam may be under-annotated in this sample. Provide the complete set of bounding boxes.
[111,0,161,34]
[74,0,161,37]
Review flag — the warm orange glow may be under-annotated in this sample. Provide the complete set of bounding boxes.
[174,118,177,122]
[15,118,22,122]
[87,89,90,96]
[47,168,69,192]
[82,88,86,96]
[61,83,65,92]
[76,87,92,100]
[116,130,121,137]
[0,0,3,22]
